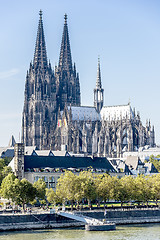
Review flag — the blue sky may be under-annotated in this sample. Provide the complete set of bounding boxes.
[0,0,160,146]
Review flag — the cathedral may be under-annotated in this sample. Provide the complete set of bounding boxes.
[21,11,155,158]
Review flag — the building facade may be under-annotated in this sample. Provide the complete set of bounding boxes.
[22,11,155,158]
[10,144,118,188]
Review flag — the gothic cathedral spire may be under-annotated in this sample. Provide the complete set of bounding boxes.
[94,58,104,113]
[33,10,48,70]
[96,57,102,88]
[56,14,81,110]
[58,14,72,72]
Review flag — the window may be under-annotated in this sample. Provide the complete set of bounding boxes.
[34,176,39,182]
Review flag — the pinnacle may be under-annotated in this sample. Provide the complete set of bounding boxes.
[39,9,42,18]
[64,13,67,24]
[8,135,16,147]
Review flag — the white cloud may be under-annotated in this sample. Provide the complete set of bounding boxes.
[0,68,20,80]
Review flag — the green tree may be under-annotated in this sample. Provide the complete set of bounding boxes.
[56,171,97,210]
[149,155,160,172]
[133,175,152,205]
[46,188,58,205]
[0,159,5,171]
[114,175,135,207]
[78,171,96,207]
[1,174,36,210]
[0,173,16,202]
[150,174,160,205]
[33,178,46,200]
[56,171,78,209]
[0,158,12,185]
[14,178,36,210]
[95,174,113,208]
[0,166,12,184]
[3,157,12,166]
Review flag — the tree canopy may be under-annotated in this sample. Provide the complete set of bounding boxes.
[0,174,46,209]
[0,158,12,185]
[1,170,160,210]
[149,155,160,172]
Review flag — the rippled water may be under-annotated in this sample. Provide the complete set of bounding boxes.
[0,224,160,240]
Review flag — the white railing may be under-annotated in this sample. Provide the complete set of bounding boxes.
[57,211,103,225]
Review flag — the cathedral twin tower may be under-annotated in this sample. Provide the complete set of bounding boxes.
[22,11,80,149]
[22,11,155,157]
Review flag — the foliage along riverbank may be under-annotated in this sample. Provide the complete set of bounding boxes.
[46,171,160,209]
[1,169,160,211]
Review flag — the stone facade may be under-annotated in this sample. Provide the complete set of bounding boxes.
[22,11,155,157]
[14,143,24,180]
[11,143,119,184]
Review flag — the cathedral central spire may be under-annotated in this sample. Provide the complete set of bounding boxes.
[94,58,104,113]
[58,14,72,72]
[96,57,102,89]
[33,10,48,70]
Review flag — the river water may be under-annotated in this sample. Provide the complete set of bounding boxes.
[0,224,160,240]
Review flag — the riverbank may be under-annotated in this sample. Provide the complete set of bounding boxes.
[76,208,160,225]
[0,208,160,231]
[0,213,84,231]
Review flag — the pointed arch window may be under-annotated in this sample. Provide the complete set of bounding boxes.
[44,81,47,95]
[45,107,49,119]
[123,137,127,145]
[30,108,33,120]
[31,83,34,94]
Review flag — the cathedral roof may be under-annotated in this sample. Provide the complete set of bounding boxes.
[100,104,134,121]
[68,106,100,121]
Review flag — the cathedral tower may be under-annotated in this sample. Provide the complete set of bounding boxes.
[55,14,81,110]
[21,11,56,149]
[94,58,104,112]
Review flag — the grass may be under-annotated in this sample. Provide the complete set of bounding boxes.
[48,201,160,210]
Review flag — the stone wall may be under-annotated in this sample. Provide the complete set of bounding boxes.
[0,209,160,231]
[76,208,160,224]
[0,213,83,231]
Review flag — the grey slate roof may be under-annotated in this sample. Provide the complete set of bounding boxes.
[0,147,14,158]
[66,106,100,121]
[109,159,132,174]
[24,155,116,172]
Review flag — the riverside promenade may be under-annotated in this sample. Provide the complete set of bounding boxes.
[0,211,84,231]
[75,207,160,225]
[0,207,160,231]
